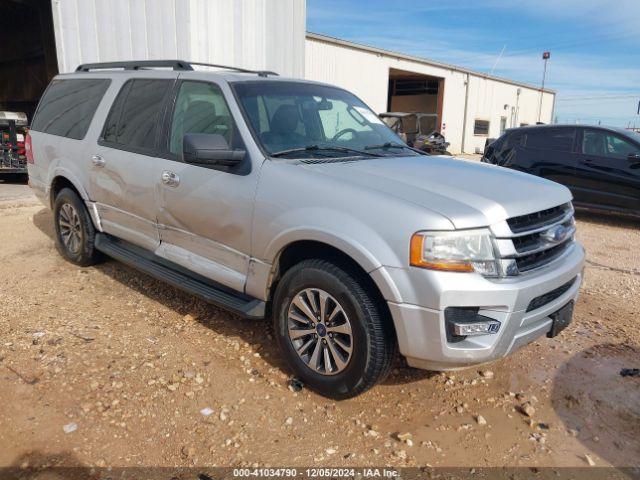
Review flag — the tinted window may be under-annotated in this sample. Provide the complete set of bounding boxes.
[474,120,490,136]
[102,79,172,151]
[169,81,238,155]
[582,129,640,159]
[505,131,524,149]
[526,128,575,152]
[31,79,111,140]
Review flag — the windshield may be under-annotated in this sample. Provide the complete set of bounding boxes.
[233,81,415,158]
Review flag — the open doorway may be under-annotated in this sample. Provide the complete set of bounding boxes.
[0,0,58,124]
[387,68,444,132]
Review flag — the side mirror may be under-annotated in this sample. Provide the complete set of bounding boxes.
[183,133,245,167]
[628,152,640,163]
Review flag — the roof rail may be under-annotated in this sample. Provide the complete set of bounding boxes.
[76,60,193,72]
[75,60,278,77]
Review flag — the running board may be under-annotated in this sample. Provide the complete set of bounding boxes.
[95,233,265,319]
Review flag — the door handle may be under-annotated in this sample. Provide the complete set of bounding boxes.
[91,154,105,167]
[161,170,180,187]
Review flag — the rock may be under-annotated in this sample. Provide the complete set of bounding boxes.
[200,407,214,417]
[325,448,336,455]
[288,377,303,392]
[520,402,536,417]
[475,415,487,426]
[219,408,229,421]
[285,416,293,426]
[584,454,596,466]
[480,370,494,379]
[395,432,413,442]
[183,314,195,322]
[405,439,414,447]
[393,450,407,460]
[181,445,196,459]
[364,428,379,438]
[455,405,465,414]
[62,422,77,434]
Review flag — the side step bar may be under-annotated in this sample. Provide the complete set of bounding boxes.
[95,234,265,319]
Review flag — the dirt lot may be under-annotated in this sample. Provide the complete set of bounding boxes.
[0,184,639,470]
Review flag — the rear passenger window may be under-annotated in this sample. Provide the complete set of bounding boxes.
[31,79,111,140]
[526,129,575,152]
[102,79,172,151]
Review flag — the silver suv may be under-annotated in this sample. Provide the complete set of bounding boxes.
[27,60,585,398]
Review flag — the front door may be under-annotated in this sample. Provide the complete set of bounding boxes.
[154,78,260,293]
[90,76,175,251]
[573,128,640,213]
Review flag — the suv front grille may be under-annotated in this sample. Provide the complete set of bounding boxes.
[516,241,572,273]
[507,204,568,233]
[494,203,575,276]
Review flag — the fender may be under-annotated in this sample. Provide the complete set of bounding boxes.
[244,226,405,304]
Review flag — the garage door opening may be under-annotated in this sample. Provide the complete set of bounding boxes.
[387,68,444,132]
[0,0,58,124]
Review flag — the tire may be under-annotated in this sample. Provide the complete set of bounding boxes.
[53,188,102,266]
[272,259,396,399]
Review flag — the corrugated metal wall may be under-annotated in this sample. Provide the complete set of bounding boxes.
[305,35,555,154]
[50,0,306,77]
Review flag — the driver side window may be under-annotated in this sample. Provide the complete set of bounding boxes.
[169,81,236,156]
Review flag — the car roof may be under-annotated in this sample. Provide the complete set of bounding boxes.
[54,68,334,88]
[505,124,638,137]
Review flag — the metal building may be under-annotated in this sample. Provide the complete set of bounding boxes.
[0,0,305,121]
[1,0,553,154]
[305,33,555,154]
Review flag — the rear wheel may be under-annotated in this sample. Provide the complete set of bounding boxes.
[53,188,102,266]
[273,259,396,399]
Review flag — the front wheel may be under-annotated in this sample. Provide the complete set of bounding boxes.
[272,259,396,399]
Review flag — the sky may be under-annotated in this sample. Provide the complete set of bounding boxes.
[307,0,640,128]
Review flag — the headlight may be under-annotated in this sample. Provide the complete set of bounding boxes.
[410,229,499,276]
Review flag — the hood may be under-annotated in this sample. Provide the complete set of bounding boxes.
[302,155,572,229]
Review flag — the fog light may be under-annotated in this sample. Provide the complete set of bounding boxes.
[444,307,501,343]
[452,321,501,336]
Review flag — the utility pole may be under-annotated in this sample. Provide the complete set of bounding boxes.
[537,51,550,123]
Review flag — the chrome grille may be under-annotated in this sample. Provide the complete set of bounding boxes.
[493,203,575,276]
[507,204,569,233]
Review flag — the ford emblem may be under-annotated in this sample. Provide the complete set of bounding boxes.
[541,225,569,244]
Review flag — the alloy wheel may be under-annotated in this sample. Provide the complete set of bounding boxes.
[58,203,83,255]
[287,288,353,375]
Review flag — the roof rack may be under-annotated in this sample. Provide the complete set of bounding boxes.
[75,60,278,77]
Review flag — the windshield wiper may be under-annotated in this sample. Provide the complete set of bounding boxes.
[364,142,427,155]
[271,145,382,158]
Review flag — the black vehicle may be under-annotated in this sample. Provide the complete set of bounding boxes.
[482,124,640,217]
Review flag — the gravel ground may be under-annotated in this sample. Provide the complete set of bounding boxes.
[0,185,638,470]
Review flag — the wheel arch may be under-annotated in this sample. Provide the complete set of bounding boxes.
[266,239,401,342]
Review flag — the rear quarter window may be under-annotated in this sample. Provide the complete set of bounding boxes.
[31,79,111,140]
[525,128,576,152]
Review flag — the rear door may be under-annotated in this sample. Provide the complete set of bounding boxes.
[520,128,579,190]
[572,128,640,213]
[90,75,175,251]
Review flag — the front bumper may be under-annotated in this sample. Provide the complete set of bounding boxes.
[384,241,585,370]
